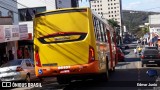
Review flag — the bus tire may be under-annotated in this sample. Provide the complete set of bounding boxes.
[100,57,109,82]
[57,76,70,84]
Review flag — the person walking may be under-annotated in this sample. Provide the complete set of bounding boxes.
[8,50,14,61]
[17,47,23,59]
[24,48,30,59]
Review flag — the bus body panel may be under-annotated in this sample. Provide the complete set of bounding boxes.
[34,8,117,77]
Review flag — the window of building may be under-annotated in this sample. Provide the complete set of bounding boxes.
[111,7,113,9]
[108,8,110,9]
[18,7,46,21]
[111,11,113,13]
[108,4,110,6]
[114,7,116,9]
[112,15,114,17]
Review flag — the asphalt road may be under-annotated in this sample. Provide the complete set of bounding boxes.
[10,41,160,90]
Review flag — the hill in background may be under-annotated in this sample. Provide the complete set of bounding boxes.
[122,10,160,33]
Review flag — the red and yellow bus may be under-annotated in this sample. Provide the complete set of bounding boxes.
[33,7,117,84]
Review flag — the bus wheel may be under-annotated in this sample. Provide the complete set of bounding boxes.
[100,58,109,82]
[57,76,70,84]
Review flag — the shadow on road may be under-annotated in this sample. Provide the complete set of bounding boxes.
[125,58,140,62]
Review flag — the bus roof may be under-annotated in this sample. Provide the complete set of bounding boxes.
[35,7,115,32]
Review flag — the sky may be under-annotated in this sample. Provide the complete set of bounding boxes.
[79,0,160,12]
[122,0,160,12]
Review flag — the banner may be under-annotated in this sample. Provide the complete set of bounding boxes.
[12,25,19,41]
[19,24,28,40]
[0,24,28,43]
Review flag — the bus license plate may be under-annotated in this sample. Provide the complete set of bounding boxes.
[60,70,70,73]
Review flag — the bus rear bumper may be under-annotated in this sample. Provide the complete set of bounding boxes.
[35,61,99,77]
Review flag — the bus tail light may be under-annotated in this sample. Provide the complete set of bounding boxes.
[88,46,95,63]
[35,51,42,67]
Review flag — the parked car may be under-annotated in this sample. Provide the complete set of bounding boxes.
[141,46,158,55]
[0,59,36,82]
[117,48,125,62]
[141,49,160,67]
[144,46,158,50]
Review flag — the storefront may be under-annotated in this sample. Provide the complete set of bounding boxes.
[17,33,33,59]
[0,24,29,65]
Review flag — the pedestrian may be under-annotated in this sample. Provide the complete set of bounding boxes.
[134,48,137,54]
[2,54,8,64]
[17,47,23,59]
[8,50,14,61]
[24,48,30,59]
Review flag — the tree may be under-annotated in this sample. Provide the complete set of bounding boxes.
[107,19,121,45]
[107,19,120,28]
[134,26,149,38]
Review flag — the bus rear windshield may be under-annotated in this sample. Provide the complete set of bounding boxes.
[35,9,87,17]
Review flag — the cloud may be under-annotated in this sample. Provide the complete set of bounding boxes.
[123,1,142,10]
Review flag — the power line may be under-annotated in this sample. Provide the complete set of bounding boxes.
[12,0,28,8]
[0,5,18,14]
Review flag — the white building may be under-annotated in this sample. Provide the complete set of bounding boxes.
[90,0,122,27]
[56,0,79,8]
[149,14,160,39]
[0,0,19,63]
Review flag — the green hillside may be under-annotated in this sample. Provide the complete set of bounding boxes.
[122,10,160,33]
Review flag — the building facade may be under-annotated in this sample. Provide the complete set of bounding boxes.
[56,0,79,9]
[0,0,19,65]
[90,0,122,44]
[90,0,122,26]
[148,14,160,46]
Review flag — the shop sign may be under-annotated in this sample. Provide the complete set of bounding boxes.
[12,25,19,41]
[4,25,12,42]
[19,24,28,40]
[0,25,20,43]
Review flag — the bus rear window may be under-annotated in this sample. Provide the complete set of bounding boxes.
[38,32,87,44]
[35,9,87,17]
